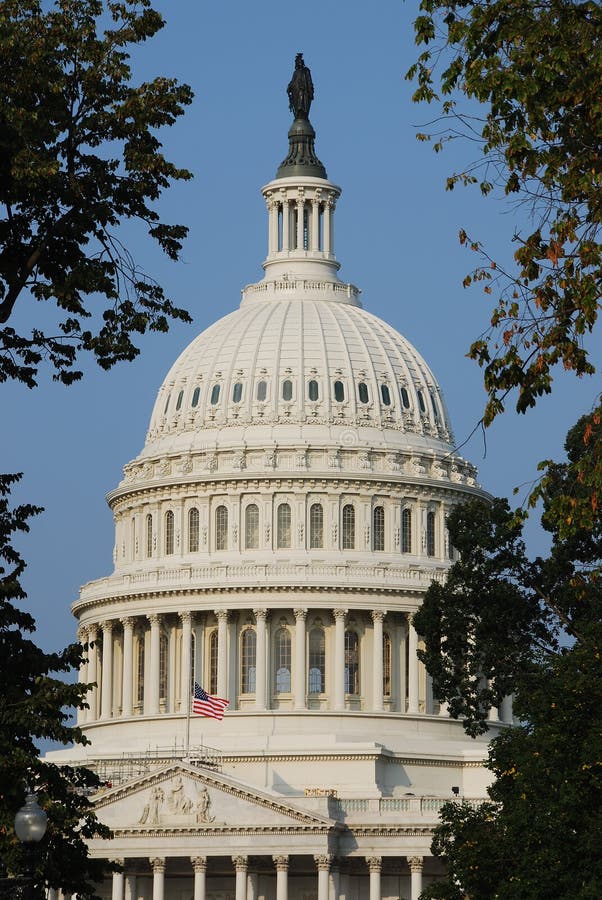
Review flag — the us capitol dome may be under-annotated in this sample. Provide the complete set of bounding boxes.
[51,56,512,900]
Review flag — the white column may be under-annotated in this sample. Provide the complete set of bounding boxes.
[333,609,346,711]
[111,866,124,900]
[150,858,165,900]
[121,617,134,718]
[407,615,419,714]
[216,610,229,699]
[76,627,88,725]
[367,857,382,900]
[46,890,58,900]
[247,872,258,900]
[323,199,332,255]
[254,609,267,710]
[233,856,248,900]
[268,200,278,255]
[371,611,385,712]
[282,199,290,251]
[86,625,98,721]
[294,608,307,709]
[148,614,161,715]
[180,612,193,711]
[191,856,206,900]
[296,199,304,250]
[100,620,113,719]
[501,694,513,724]
[124,874,136,900]
[311,199,320,251]
[408,856,423,900]
[315,855,331,900]
[273,856,288,900]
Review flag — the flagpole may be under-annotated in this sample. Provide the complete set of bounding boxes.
[184,679,192,761]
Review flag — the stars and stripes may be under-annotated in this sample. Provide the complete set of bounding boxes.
[192,682,229,720]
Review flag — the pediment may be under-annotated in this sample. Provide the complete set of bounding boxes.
[94,763,334,833]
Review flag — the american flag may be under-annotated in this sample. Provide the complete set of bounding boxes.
[192,682,229,720]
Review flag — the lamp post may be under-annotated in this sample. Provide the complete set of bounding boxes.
[14,792,48,900]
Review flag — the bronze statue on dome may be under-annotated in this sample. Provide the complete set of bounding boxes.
[287,53,314,120]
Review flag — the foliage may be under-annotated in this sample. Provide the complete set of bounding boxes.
[415,411,602,898]
[0,0,194,388]
[0,473,114,896]
[406,0,602,426]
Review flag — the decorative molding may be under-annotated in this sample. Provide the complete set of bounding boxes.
[190,856,207,873]
[366,856,382,873]
[273,855,289,871]
[314,854,332,871]
[408,856,424,873]
[150,858,165,874]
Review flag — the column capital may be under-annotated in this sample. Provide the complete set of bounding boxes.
[293,607,307,621]
[109,858,125,866]
[215,609,229,622]
[150,858,166,873]
[366,856,382,874]
[148,613,161,627]
[408,856,424,873]
[77,626,88,642]
[121,616,135,629]
[272,855,289,871]
[180,611,193,626]
[191,856,207,873]
[100,619,113,634]
[232,855,248,872]
[253,608,268,623]
[314,854,332,871]
[371,609,385,624]
[333,608,347,622]
[87,623,98,639]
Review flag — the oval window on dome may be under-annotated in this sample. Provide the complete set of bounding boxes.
[163,393,171,415]
[282,379,293,401]
[429,388,440,422]
[256,380,267,402]
[334,381,345,402]
[232,382,243,403]
[210,384,221,405]
[191,386,200,408]
[400,386,411,409]
[175,390,184,411]
[308,379,319,401]
[358,382,369,404]
[417,390,426,414]
[380,384,391,406]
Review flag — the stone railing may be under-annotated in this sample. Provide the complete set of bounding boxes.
[334,796,485,820]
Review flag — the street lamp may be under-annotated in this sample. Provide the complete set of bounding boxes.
[14,793,48,900]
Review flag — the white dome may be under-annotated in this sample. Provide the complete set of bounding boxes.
[143,289,454,458]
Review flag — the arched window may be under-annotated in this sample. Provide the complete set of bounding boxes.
[383,632,392,697]
[401,508,412,554]
[165,510,174,555]
[274,628,292,693]
[232,382,243,403]
[135,635,145,706]
[215,505,228,550]
[159,632,168,702]
[188,507,199,553]
[277,503,291,549]
[342,504,355,549]
[417,390,427,414]
[308,379,319,401]
[358,382,369,404]
[427,510,436,557]
[163,393,171,415]
[191,386,200,408]
[175,390,184,411]
[241,628,257,694]
[334,380,345,402]
[282,379,293,401]
[256,380,267,402]
[309,503,323,549]
[145,513,153,558]
[208,630,218,695]
[373,506,385,551]
[210,384,220,405]
[245,504,259,549]
[429,388,440,422]
[381,384,391,406]
[344,630,359,694]
[308,628,325,693]
[400,386,411,409]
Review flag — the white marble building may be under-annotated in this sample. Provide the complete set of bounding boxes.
[48,61,509,900]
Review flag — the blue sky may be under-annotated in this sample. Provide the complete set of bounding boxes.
[3,0,599,655]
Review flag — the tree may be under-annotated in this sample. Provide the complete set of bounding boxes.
[0,0,193,388]
[0,473,115,898]
[414,410,602,898]
[406,0,602,426]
